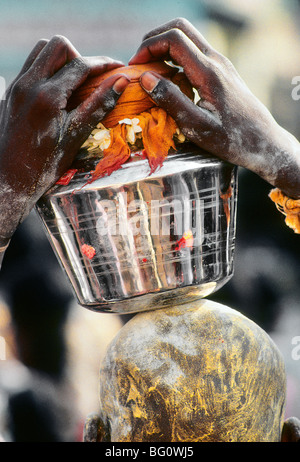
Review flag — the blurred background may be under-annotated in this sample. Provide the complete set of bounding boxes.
[0,0,300,441]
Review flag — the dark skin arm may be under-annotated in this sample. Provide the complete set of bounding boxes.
[129,18,300,199]
[0,35,130,266]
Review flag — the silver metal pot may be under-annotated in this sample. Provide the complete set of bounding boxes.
[36,144,237,314]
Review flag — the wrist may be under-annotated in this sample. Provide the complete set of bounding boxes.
[248,122,300,199]
[270,126,300,198]
[0,181,30,241]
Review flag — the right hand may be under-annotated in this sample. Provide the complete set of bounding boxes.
[129,18,300,199]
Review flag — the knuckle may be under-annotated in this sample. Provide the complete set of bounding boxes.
[102,91,118,112]
[31,82,60,108]
[71,55,89,72]
[48,34,75,56]
[36,38,49,48]
[167,27,186,42]
[11,77,25,95]
[10,75,29,99]
[49,34,70,47]
[209,53,234,78]
[173,17,192,30]
[30,84,48,104]
[219,54,235,71]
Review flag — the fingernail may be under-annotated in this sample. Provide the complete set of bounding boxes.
[113,76,130,94]
[140,72,160,92]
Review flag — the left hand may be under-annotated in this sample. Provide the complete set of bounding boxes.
[0,35,130,246]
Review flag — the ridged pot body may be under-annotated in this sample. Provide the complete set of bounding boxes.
[36,145,238,314]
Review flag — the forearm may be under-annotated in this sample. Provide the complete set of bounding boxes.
[273,127,300,199]
[263,128,300,199]
[240,120,300,199]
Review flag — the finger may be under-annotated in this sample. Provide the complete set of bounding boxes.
[5,39,49,92]
[18,39,49,76]
[49,56,125,100]
[139,71,222,151]
[66,74,130,142]
[142,17,215,57]
[129,29,213,93]
[86,56,125,78]
[51,74,130,178]
[27,35,80,79]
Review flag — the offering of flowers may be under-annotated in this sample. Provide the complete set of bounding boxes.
[66,62,194,183]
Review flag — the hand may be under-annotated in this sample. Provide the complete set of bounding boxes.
[0,35,130,249]
[282,416,300,442]
[129,18,300,198]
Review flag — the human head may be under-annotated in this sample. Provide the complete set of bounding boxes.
[92,299,286,442]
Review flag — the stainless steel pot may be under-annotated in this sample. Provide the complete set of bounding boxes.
[35,144,238,314]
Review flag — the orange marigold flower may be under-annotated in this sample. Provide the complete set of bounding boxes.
[81,244,96,259]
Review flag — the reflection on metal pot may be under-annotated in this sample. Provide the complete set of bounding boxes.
[36,144,238,314]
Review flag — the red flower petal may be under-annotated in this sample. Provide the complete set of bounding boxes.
[81,244,96,259]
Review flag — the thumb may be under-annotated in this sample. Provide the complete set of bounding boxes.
[140,71,218,144]
[66,74,130,145]
[140,71,192,113]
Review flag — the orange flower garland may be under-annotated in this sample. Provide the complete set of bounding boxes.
[269,188,300,233]
[68,62,193,181]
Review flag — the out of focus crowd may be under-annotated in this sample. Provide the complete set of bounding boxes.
[0,0,300,441]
